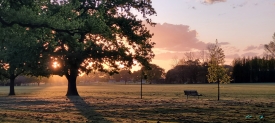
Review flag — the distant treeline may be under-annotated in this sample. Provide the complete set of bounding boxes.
[232,56,275,83]
[1,56,275,85]
[165,57,275,84]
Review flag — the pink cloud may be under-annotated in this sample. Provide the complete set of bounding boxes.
[243,44,264,51]
[218,42,230,45]
[243,45,258,51]
[223,46,240,53]
[202,0,226,4]
[257,44,264,50]
[241,52,258,57]
[147,23,207,51]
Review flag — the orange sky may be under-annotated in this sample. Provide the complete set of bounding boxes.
[145,0,275,71]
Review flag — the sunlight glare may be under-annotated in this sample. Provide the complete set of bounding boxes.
[52,61,60,68]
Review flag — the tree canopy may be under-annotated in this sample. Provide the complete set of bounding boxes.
[0,24,51,95]
[0,0,157,96]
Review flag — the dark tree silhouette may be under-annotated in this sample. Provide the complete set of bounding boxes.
[0,25,51,95]
[0,0,157,96]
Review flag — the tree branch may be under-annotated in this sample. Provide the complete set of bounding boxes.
[0,17,78,35]
[0,72,10,79]
[15,69,25,78]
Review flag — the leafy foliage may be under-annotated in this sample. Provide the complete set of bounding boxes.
[207,63,230,83]
[206,40,230,84]
[112,64,165,84]
[0,24,51,95]
[142,64,165,83]
[166,59,208,84]
[206,40,230,100]
[0,0,157,95]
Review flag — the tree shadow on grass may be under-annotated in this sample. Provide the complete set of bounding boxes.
[67,96,112,123]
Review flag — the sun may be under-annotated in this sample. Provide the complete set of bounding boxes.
[52,61,60,68]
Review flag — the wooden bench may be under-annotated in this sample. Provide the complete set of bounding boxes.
[184,90,202,99]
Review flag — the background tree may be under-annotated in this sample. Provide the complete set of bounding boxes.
[112,70,131,84]
[264,33,275,58]
[0,25,51,95]
[142,64,165,84]
[165,65,186,84]
[166,51,209,84]
[232,56,275,83]
[0,0,157,96]
[131,70,142,83]
[206,40,230,101]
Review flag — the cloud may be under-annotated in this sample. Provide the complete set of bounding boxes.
[232,1,248,8]
[202,0,226,4]
[257,44,264,50]
[243,45,258,51]
[223,46,240,53]
[241,52,258,57]
[218,42,230,45]
[243,44,264,51]
[147,23,207,52]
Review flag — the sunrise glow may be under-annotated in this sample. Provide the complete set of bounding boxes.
[52,61,60,68]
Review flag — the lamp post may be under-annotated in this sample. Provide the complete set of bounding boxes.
[141,70,143,99]
[140,70,147,99]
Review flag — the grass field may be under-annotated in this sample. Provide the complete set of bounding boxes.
[0,83,274,123]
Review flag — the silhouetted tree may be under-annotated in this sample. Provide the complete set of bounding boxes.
[232,56,275,83]
[0,25,51,95]
[142,64,165,84]
[265,33,275,58]
[0,0,157,96]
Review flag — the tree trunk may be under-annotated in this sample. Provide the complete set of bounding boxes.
[218,79,220,101]
[65,68,79,96]
[9,75,15,95]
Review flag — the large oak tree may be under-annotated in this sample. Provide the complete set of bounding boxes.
[0,0,156,96]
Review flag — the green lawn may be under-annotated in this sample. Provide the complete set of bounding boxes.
[0,83,274,122]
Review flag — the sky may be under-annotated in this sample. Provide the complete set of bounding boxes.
[144,0,275,71]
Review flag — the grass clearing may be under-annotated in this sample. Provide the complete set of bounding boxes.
[0,83,274,122]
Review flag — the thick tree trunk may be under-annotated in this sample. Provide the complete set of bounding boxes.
[9,76,15,95]
[65,68,79,96]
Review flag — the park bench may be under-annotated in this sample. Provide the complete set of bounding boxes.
[184,90,202,99]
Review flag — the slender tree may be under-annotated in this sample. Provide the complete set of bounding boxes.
[206,40,230,100]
